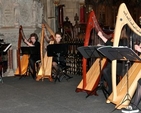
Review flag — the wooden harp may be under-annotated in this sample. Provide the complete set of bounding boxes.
[14,26,29,76]
[106,3,141,109]
[76,10,113,94]
[36,21,55,81]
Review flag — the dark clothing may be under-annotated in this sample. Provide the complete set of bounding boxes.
[131,78,141,109]
[29,41,40,79]
[53,56,66,67]
[105,38,128,47]
[102,38,128,94]
[52,43,67,67]
[51,43,68,79]
[29,41,40,61]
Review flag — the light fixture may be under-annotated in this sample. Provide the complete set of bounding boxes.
[79,0,85,5]
[54,0,60,5]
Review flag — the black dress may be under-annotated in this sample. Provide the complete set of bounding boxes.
[29,41,40,79]
[102,38,128,94]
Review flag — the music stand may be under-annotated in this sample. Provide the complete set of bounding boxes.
[21,46,39,55]
[98,46,141,111]
[47,44,72,82]
[97,46,141,61]
[77,45,109,99]
[0,43,12,83]
[47,44,68,60]
[20,46,39,79]
[77,45,104,59]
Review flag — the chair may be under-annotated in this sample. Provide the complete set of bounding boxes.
[52,64,73,83]
[47,43,73,82]
[19,60,41,79]
[35,60,41,76]
[59,65,73,81]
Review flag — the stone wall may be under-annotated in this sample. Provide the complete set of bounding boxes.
[0,0,43,47]
[0,0,82,76]
[60,0,80,25]
[0,0,43,76]
[40,0,82,32]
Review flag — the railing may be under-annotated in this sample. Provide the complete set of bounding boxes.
[62,38,84,76]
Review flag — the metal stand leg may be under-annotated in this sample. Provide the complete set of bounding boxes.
[0,68,3,83]
[86,58,109,99]
[111,60,132,112]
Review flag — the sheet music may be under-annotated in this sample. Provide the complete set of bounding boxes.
[3,43,12,52]
[0,43,12,52]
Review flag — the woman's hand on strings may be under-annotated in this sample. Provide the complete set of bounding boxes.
[97,31,108,43]
[134,44,141,53]
[24,38,34,47]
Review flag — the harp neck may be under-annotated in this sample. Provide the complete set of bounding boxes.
[84,10,112,46]
[113,3,141,47]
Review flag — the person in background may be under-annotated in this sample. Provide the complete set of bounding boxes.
[52,31,66,79]
[97,30,128,94]
[24,33,40,79]
[121,44,141,113]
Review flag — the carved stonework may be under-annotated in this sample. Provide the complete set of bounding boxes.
[0,0,43,28]
[0,0,43,76]
[0,0,43,47]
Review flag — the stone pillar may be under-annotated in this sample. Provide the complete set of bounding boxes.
[4,49,14,77]
[79,0,85,24]
[32,0,38,27]
[13,0,20,28]
[12,49,17,72]
[53,0,60,32]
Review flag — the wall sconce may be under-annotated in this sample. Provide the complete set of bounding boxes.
[79,0,85,5]
[54,0,60,5]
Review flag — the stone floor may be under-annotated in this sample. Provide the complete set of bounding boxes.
[0,75,136,113]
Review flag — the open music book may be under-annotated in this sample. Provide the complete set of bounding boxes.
[0,43,12,52]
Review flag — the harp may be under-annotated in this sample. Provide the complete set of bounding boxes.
[106,3,141,109]
[76,10,113,94]
[14,26,29,76]
[36,21,55,81]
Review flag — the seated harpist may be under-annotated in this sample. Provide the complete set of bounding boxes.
[47,31,72,82]
[24,33,40,79]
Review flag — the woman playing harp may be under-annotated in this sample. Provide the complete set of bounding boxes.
[24,33,40,79]
[76,9,113,96]
[106,3,141,109]
[14,25,40,79]
[97,25,129,94]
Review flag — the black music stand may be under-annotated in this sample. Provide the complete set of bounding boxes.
[47,44,73,82]
[77,45,109,99]
[21,46,38,55]
[0,43,12,83]
[98,46,141,112]
[20,47,39,79]
[97,46,141,61]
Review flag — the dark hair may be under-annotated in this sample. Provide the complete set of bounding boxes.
[30,33,38,41]
[55,31,62,37]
